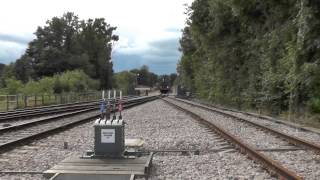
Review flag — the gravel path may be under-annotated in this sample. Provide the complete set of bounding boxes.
[0,99,273,180]
[167,98,320,179]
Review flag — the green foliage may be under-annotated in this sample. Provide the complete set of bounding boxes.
[309,98,320,113]
[0,70,98,95]
[130,65,159,87]
[12,12,117,89]
[4,78,24,94]
[54,70,99,93]
[178,0,320,116]
[114,71,136,95]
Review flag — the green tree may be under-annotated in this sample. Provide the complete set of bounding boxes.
[114,71,136,95]
[14,12,118,89]
[178,0,320,117]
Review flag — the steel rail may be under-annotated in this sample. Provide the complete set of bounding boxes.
[0,95,136,116]
[162,98,302,180]
[175,95,320,135]
[0,108,97,133]
[172,97,320,154]
[0,104,98,122]
[0,96,138,122]
[0,96,158,134]
[0,95,138,116]
[0,95,158,153]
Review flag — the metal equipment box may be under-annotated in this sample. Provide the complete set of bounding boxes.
[94,119,125,157]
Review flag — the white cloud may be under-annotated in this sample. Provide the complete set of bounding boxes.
[0,0,193,73]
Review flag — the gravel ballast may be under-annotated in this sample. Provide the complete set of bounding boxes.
[191,98,320,146]
[124,100,273,179]
[0,99,273,180]
[167,98,320,179]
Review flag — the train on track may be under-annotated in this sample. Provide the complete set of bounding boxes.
[159,77,171,94]
[160,85,170,94]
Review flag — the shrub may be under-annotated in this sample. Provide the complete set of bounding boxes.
[309,98,320,113]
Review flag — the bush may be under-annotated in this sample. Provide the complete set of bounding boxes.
[4,78,23,94]
[309,98,320,113]
[54,70,99,93]
[0,69,100,95]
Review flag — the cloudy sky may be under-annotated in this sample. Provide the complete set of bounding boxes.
[0,0,193,74]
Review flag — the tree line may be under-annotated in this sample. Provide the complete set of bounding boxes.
[178,0,320,117]
[114,65,177,95]
[0,12,118,92]
[0,12,177,97]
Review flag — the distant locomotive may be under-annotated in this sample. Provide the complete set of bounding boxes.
[159,77,170,94]
[160,85,170,94]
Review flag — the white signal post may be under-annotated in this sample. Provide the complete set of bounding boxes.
[119,90,123,119]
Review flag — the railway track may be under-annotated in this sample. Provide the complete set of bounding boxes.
[186,97,320,145]
[163,97,320,179]
[124,100,275,179]
[0,95,138,122]
[0,95,158,153]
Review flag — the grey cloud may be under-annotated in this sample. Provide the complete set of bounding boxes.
[114,37,181,74]
[0,41,27,64]
[146,38,181,57]
[113,51,178,74]
[0,33,34,45]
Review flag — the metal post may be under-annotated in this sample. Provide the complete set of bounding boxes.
[42,95,44,106]
[35,95,37,107]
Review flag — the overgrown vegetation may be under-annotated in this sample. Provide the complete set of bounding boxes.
[178,0,320,120]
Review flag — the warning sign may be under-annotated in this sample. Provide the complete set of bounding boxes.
[101,129,115,143]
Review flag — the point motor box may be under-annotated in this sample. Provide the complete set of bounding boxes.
[94,119,125,157]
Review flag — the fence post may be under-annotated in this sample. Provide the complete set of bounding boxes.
[6,95,9,111]
[67,93,69,104]
[16,95,19,109]
[35,95,37,107]
[42,95,44,106]
[24,95,27,108]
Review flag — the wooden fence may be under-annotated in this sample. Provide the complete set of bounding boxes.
[0,91,101,112]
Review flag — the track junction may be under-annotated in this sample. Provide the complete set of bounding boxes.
[0,94,319,179]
